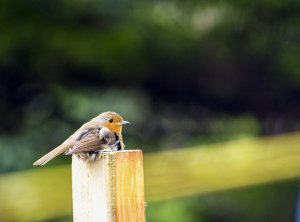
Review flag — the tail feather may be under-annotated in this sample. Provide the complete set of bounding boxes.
[33,143,73,166]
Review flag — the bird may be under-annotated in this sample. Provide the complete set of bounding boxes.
[33,111,130,166]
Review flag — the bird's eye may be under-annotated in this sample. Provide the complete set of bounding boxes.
[108,118,113,123]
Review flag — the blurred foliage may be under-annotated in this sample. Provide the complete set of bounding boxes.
[1,132,300,221]
[146,181,298,222]
[0,0,300,221]
[1,0,300,138]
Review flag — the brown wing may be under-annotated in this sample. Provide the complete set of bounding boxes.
[66,129,101,155]
[34,119,103,165]
[66,127,119,155]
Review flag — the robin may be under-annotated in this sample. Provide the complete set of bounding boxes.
[33,111,130,166]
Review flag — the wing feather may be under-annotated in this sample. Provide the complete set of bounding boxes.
[66,129,101,154]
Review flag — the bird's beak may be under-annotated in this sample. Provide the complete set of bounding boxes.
[117,120,130,126]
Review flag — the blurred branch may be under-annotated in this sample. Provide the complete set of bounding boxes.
[145,132,300,201]
[1,132,300,221]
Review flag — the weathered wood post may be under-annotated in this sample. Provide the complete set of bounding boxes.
[72,150,145,222]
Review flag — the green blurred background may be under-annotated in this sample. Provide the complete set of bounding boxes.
[0,0,300,221]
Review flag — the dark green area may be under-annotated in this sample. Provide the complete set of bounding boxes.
[146,180,299,222]
[0,0,299,221]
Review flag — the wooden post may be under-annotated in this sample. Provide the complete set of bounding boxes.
[72,150,145,222]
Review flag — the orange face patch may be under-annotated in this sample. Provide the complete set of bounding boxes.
[103,114,124,134]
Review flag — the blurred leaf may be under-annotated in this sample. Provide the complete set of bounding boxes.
[1,132,300,221]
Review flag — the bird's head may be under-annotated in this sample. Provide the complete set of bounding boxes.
[98,111,130,134]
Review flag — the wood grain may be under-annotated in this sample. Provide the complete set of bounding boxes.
[72,154,114,222]
[115,151,145,222]
[71,150,145,222]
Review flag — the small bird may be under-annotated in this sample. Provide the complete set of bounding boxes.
[33,111,130,166]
